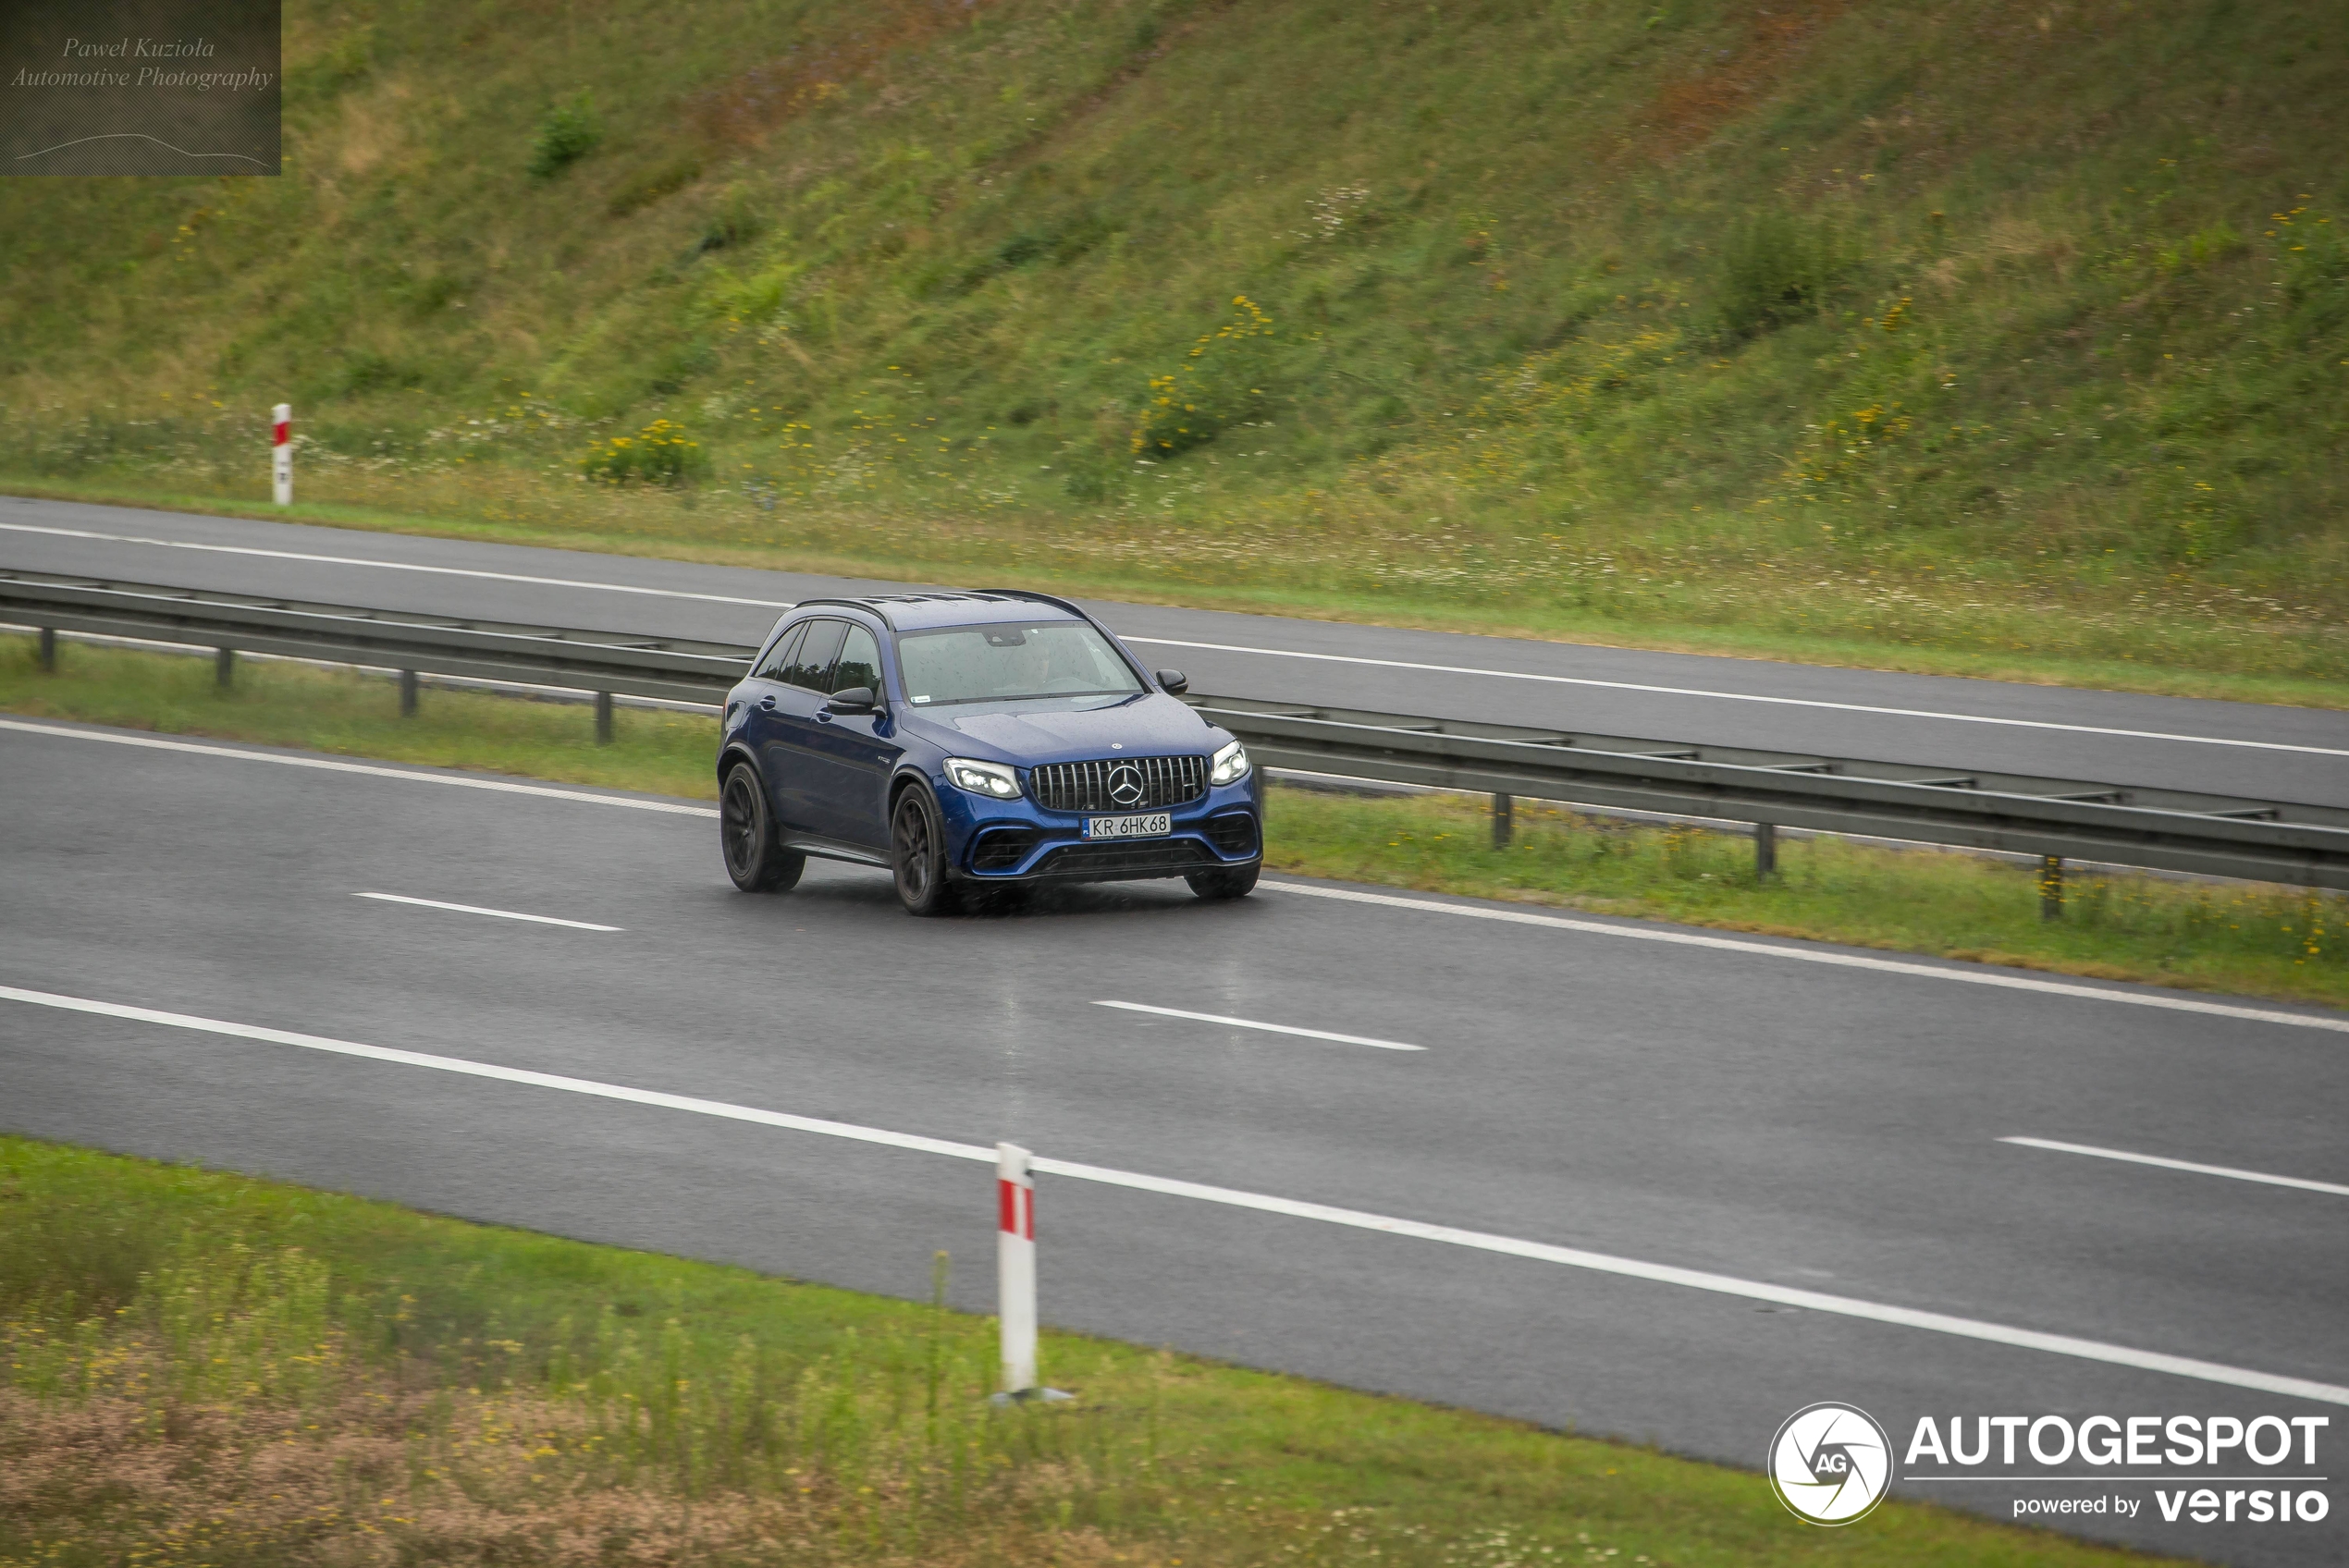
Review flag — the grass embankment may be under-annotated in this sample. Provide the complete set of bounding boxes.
[7,632,2342,1010]
[2,0,2346,691]
[0,1136,2171,1567]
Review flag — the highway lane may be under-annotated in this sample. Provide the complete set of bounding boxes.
[4,717,2345,1563]
[6,496,2345,806]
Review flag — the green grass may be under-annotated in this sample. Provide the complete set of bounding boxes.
[0,1135,2177,1567]
[1,0,2344,692]
[6,631,2343,1011]
[0,632,718,801]
[1262,790,2349,1011]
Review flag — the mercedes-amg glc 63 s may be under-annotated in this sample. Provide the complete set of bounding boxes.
[716,591,1261,914]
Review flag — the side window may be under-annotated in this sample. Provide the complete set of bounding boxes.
[783,619,846,692]
[830,625,882,696]
[753,622,806,681]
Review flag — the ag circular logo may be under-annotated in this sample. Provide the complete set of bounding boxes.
[1767,1403,1893,1525]
[1107,763,1145,806]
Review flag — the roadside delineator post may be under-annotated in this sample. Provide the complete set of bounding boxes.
[272,403,292,507]
[992,1141,1071,1405]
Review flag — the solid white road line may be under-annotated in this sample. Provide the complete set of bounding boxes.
[9,514,2334,761]
[1261,881,2349,1035]
[5,980,2343,1407]
[356,891,621,932]
[1094,998,1425,1051]
[1130,636,2349,759]
[0,718,719,816]
[2001,1136,2349,1198]
[0,521,797,609]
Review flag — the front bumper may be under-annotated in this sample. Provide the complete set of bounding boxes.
[936,774,1262,883]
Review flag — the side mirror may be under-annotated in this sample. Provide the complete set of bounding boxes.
[1156,668,1189,695]
[825,686,877,714]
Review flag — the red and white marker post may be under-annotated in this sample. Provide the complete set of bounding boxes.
[271,403,292,506]
[997,1141,1039,1395]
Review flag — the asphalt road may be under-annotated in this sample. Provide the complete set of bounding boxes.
[5,496,2345,807]
[4,716,2344,1564]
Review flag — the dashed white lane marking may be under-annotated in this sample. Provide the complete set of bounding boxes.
[8,718,2343,1034]
[1129,636,2349,758]
[2001,1136,2349,1197]
[1261,881,2349,1035]
[0,520,797,608]
[1094,998,1425,1051]
[0,719,719,816]
[4,981,2343,1406]
[356,892,621,932]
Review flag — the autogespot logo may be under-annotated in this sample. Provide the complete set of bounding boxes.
[1769,1403,1894,1525]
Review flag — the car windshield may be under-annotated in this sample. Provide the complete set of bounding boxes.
[896,621,1144,707]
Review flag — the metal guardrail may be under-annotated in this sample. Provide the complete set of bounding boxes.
[6,570,2345,891]
[0,570,747,705]
[1187,696,2349,892]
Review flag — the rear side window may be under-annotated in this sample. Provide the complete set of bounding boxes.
[830,625,883,696]
[754,623,806,681]
[783,619,846,692]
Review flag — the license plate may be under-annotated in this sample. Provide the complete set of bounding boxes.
[1084,812,1171,840]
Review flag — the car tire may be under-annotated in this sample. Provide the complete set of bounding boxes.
[720,763,805,892]
[1186,863,1259,900]
[892,787,961,916]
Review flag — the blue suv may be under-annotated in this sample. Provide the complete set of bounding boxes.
[716,591,1261,913]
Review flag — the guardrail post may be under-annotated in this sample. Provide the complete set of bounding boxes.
[1754,821,1777,879]
[2038,855,2064,921]
[215,647,236,690]
[400,668,419,717]
[1492,792,1513,849]
[37,627,56,672]
[595,690,614,744]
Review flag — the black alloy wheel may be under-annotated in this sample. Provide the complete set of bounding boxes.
[892,788,960,916]
[1185,864,1260,900]
[720,764,805,892]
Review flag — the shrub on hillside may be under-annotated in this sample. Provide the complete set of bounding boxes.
[1709,211,1841,340]
[1128,295,1280,459]
[580,419,707,485]
[528,94,602,180]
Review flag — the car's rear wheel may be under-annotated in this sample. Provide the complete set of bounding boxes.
[892,788,961,916]
[721,764,805,892]
[1186,864,1259,900]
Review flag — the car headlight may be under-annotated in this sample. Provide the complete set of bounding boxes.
[1209,739,1250,785]
[944,757,1023,799]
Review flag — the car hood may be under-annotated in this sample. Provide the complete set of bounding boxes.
[912,692,1222,764]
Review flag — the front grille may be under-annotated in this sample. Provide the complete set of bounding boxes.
[1033,839,1213,878]
[969,827,1039,873]
[1206,811,1260,857]
[1027,754,1207,813]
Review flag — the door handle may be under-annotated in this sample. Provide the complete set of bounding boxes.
[816,710,834,723]
[759,694,776,709]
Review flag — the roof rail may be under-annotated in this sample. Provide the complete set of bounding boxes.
[971,588,1091,619]
[785,594,908,627]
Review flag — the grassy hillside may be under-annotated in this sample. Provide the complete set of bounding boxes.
[2,0,2344,688]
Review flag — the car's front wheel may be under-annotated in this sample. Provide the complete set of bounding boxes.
[1186,864,1259,900]
[892,787,961,916]
[720,764,805,892]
